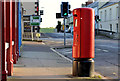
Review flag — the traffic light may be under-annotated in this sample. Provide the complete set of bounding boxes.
[40,10,44,15]
[68,5,71,14]
[95,15,101,23]
[61,2,69,17]
[35,2,39,15]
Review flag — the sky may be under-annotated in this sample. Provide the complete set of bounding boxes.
[39,0,88,28]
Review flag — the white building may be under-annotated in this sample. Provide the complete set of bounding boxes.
[99,2,119,33]
[119,2,120,35]
[87,1,99,31]
[22,0,37,15]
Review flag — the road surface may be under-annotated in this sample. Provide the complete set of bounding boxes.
[41,33,119,79]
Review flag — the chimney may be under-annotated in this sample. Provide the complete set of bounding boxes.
[86,0,93,6]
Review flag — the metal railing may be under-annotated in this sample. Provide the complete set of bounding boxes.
[23,32,40,40]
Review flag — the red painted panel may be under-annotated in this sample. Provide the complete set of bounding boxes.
[12,2,17,64]
[2,1,7,81]
[6,1,13,76]
[0,1,2,80]
[16,2,19,60]
[72,8,95,59]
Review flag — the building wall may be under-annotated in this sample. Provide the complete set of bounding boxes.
[99,3,119,33]
[22,1,37,15]
[87,6,98,29]
[98,1,109,8]
[118,2,120,34]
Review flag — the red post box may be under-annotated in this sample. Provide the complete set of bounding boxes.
[2,1,8,80]
[6,1,13,76]
[12,1,17,64]
[72,8,95,77]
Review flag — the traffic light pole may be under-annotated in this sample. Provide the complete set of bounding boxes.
[31,26,33,41]
[64,17,66,46]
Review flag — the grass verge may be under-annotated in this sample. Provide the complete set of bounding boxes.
[40,28,55,33]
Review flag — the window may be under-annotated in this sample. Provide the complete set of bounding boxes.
[110,24,112,31]
[100,11,102,21]
[116,7,118,19]
[100,24,102,29]
[116,23,118,33]
[109,8,112,20]
[105,10,107,21]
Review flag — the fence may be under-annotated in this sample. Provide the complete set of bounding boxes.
[23,32,40,40]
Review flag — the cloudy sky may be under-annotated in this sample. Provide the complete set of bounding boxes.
[39,0,88,28]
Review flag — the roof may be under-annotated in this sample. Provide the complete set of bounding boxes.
[99,1,119,9]
[87,1,99,8]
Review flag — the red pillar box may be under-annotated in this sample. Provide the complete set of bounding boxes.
[6,0,13,76]
[2,1,8,80]
[72,8,95,77]
[72,8,95,59]
[12,1,17,64]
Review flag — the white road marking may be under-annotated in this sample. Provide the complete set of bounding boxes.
[50,48,72,63]
[98,45,118,49]
[42,42,45,45]
[102,50,109,52]
[96,48,109,52]
[96,48,102,51]
[65,51,72,53]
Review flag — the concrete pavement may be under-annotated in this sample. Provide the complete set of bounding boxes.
[7,40,107,81]
[8,41,72,79]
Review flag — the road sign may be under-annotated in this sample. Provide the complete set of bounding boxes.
[56,13,63,18]
[36,33,40,37]
[30,16,40,26]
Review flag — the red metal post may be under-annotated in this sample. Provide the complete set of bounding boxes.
[2,0,7,80]
[12,1,17,64]
[0,1,2,81]
[6,0,13,76]
[16,2,19,60]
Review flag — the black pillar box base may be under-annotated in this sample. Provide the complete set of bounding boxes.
[72,58,94,77]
